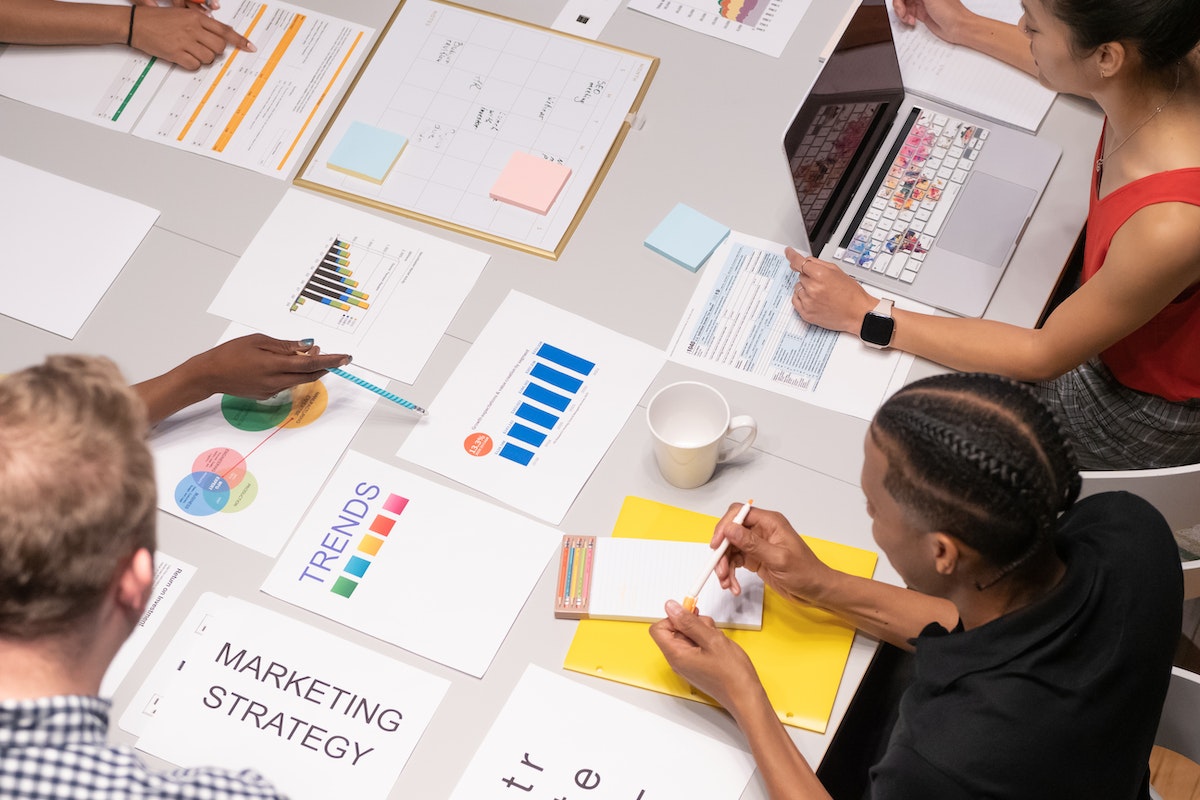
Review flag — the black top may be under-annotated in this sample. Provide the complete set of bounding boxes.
[869,492,1182,799]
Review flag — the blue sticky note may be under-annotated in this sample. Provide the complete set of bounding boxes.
[644,203,731,271]
[328,122,408,184]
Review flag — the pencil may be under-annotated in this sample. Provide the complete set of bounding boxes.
[328,367,426,414]
[682,499,753,613]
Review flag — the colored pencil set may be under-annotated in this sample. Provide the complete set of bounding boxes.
[553,535,596,619]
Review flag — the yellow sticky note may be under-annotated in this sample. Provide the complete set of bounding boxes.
[563,497,877,732]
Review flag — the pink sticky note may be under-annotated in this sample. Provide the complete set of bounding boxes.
[489,152,572,214]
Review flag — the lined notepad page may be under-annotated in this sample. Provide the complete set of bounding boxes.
[888,0,1056,132]
[590,538,764,629]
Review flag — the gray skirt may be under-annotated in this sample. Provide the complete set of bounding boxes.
[1030,358,1200,470]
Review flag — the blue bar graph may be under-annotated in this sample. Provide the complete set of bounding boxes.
[536,343,594,376]
[499,442,535,466]
[497,342,594,468]
[515,402,559,430]
[508,422,547,447]
[523,382,571,411]
[531,362,583,393]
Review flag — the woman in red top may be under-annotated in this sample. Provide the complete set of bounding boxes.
[791,0,1200,469]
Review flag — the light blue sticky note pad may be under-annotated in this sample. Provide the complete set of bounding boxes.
[328,122,408,184]
[644,203,731,272]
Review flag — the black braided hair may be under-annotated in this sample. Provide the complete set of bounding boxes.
[871,373,1081,584]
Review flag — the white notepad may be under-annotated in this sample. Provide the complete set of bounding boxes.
[553,536,764,629]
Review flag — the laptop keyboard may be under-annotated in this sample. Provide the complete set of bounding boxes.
[834,108,990,284]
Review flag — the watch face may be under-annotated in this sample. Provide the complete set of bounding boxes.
[861,312,895,346]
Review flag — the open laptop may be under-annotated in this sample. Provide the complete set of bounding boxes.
[782,0,1060,317]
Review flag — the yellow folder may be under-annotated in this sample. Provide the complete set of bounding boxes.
[563,496,878,732]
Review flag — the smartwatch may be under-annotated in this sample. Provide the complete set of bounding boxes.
[860,298,895,349]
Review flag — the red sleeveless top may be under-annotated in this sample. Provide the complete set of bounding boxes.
[1085,131,1200,402]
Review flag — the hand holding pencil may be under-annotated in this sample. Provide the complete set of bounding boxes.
[702,503,835,604]
[682,499,754,613]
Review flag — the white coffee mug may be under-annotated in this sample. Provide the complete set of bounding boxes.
[646,381,758,489]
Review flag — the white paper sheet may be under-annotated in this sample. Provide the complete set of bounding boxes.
[262,451,559,677]
[123,593,448,799]
[0,156,158,338]
[100,551,195,698]
[132,0,372,177]
[450,664,757,798]
[150,323,378,556]
[209,190,488,383]
[888,0,1056,132]
[297,0,654,255]
[626,0,813,58]
[398,292,665,524]
[587,538,764,628]
[0,0,170,131]
[666,232,915,421]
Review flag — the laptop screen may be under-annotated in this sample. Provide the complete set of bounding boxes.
[784,0,905,251]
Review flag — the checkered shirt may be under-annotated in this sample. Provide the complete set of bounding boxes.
[0,695,286,799]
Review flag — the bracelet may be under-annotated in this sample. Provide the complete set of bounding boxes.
[126,5,136,47]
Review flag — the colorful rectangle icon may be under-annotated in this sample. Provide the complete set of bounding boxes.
[358,535,384,556]
[345,555,371,578]
[370,514,396,536]
[383,493,409,514]
[331,576,358,598]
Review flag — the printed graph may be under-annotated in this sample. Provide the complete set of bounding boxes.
[461,343,595,469]
[720,0,767,26]
[173,381,327,517]
[498,344,594,467]
[288,235,399,334]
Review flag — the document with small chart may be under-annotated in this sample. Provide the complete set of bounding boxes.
[627,0,813,57]
[263,451,559,678]
[888,0,1056,132]
[297,0,657,257]
[132,0,372,176]
[209,190,488,383]
[122,593,448,799]
[398,291,665,524]
[666,231,916,421]
[0,0,170,132]
[449,665,756,799]
[150,324,378,556]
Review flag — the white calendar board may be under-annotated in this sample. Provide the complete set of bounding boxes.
[297,0,656,258]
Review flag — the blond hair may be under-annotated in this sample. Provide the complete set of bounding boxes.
[0,355,156,638]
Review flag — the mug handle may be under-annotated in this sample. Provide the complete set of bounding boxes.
[717,415,757,464]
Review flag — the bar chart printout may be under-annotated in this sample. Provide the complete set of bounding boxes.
[289,236,392,334]
[498,344,594,468]
[398,291,665,524]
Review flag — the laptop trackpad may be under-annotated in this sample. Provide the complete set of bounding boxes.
[938,172,1036,268]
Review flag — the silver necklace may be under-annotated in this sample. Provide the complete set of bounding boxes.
[1096,65,1182,174]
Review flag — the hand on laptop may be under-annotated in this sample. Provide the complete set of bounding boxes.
[786,247,877,334]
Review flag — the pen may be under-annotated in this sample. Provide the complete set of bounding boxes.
[682,499,753,613]
[328,367,427,414]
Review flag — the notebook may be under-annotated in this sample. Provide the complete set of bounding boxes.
[782,0,1060,318]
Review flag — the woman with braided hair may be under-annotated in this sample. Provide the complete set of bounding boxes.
[651,372,1182,799]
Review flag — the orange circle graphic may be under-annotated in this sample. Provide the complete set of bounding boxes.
[463,432,493,457]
